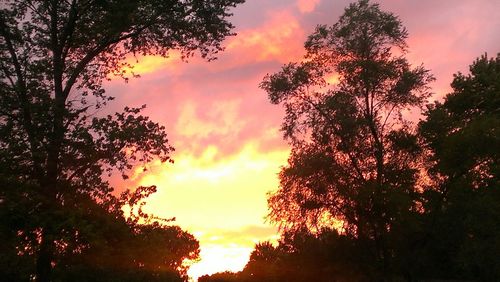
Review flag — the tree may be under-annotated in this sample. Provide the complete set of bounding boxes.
[238,229,366,282]
[260,0,433,278]
[418,54,500,280]
[41,185,200,282]
[242,241,283,282]
[0,0,243,281]
[198,271,241,282]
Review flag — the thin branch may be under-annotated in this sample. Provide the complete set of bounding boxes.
[0,15,42,173]
[381,104,396,134]
[0,61,17,88]
[62,11,163,100]
[60,0,78,61]
[300,93,367,182]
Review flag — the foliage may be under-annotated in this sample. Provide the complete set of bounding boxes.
[260,0,432,278]
[199,271,241,282]
[417,54,500,281]
[222,229,367,282]
[253,48,498,281]
[0,0,243,280]
[54,220,200,282]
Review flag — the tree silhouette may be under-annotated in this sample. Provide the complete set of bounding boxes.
[247,51,499,281]
[0,0,243,281]
[199,271,241,282]
[260,0,433,278]
[234,229,367,282]
[418,54,500,280]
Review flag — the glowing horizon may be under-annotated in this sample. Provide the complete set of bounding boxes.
[106,0,500,280]
[122,143,288,280]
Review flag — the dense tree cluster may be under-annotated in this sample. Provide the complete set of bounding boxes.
[203,1,499,281]
[416,54,500,280]
[0,0,243,281]
[201,53,500,282]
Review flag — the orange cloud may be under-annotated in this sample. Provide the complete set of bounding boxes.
[226,10,305,63]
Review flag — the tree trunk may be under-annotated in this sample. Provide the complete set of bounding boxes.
[36,230,54,282]
[35,3,68,279]
[363,87,390,280]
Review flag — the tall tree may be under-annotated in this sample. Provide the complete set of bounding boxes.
[0,0,243,281]
[418,54,500,280]
[260,0,433,278]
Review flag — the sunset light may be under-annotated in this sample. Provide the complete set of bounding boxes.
[127,144,287,280]
[2,0,499,281]
[187,243,252,279]
[122,52,183,76]
[105,0,500,280]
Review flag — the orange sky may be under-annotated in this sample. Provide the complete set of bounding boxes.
[105,0,500,280]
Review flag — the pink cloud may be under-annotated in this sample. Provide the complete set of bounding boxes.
[104,0,500,195]
[297,0,320,13]
[225,10,305,64]
[102,1,500,278]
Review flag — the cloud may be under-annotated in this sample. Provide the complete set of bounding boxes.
[103,1,500,279]
[297,0,320,13]
[225,10,305,64]
[187,225,279,280]
[199,225,279,246]
[175,99,245,140]
[129,142,289,229]
[121,51,183,76]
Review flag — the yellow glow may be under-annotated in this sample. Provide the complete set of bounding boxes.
[136,143,288,228]
[187,245,252,280]
[128,142,289,280]
[184,228,280,281]
[325,73,340,85]
[121,51,182,75]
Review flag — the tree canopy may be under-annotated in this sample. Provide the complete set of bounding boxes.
[260,0,433,278]
[203,53,499,281]
[0,0,243,281]
[417,54,500,280]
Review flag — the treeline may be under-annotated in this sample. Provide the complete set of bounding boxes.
[201,1,499,281]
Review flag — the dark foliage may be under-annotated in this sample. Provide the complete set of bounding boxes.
[260,0,432,279]
[416,54,500,281]
[256,1,499,281]
[0,0,243,281]
[199,271,241,282]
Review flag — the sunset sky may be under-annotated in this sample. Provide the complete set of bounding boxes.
[105,0,500,280]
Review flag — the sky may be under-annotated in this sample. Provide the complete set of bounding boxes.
[104,0,500,280]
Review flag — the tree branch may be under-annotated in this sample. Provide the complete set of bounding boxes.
[0,15,42,174]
